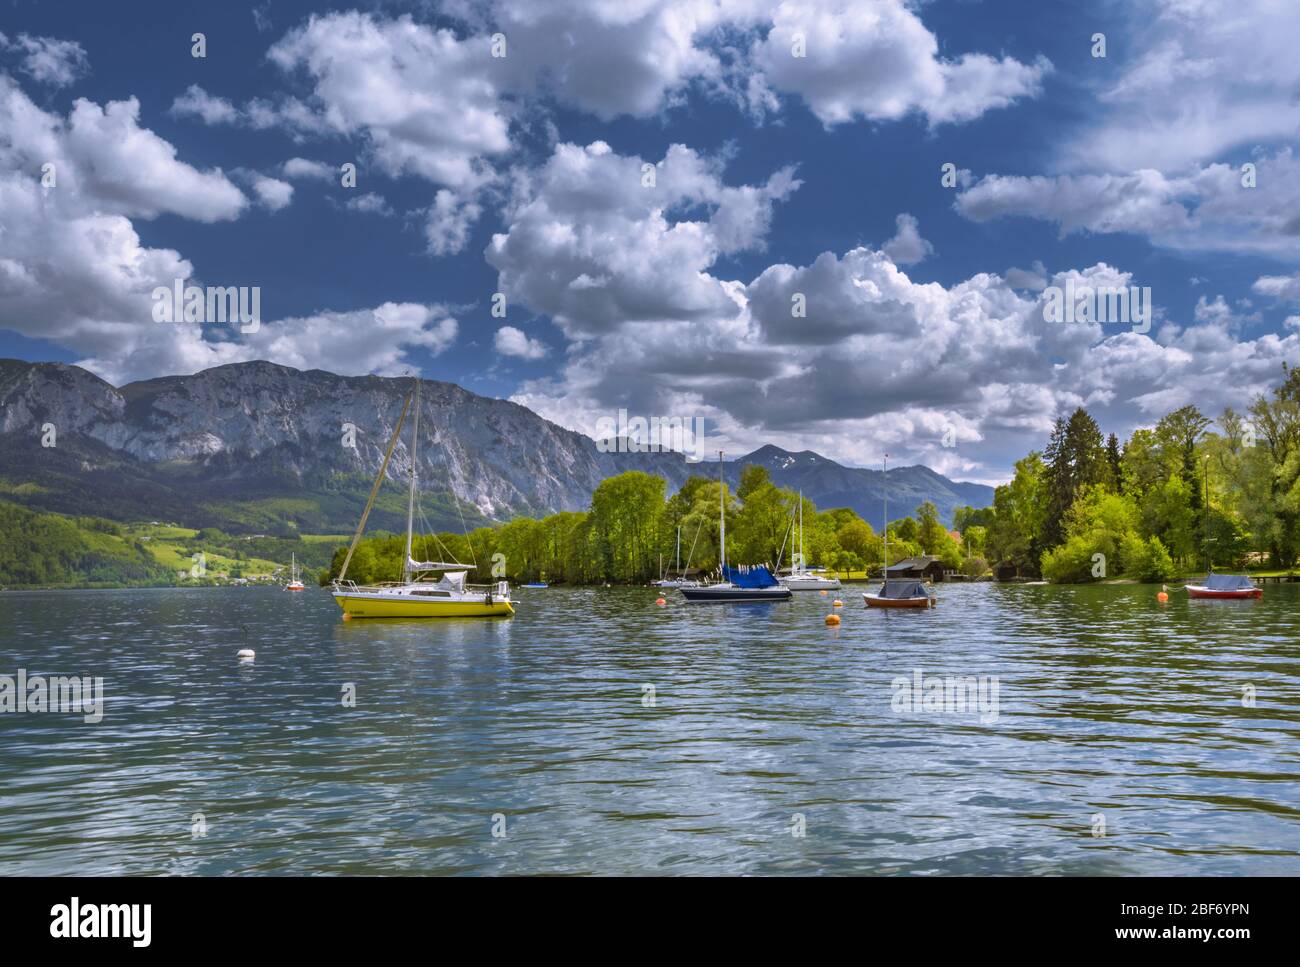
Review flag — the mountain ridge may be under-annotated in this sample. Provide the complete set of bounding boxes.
[0,358,992,532]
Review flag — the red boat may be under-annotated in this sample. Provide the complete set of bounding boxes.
[1185,574,1262,599]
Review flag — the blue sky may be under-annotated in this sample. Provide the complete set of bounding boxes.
[2,0,1298,482]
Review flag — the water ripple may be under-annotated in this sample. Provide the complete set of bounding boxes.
[0,583,1297,874]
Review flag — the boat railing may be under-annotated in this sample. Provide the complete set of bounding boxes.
[333,578,404,590]
[465,581,512,598]
[333,578,510,597]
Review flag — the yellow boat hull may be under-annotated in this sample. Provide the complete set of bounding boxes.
[333,594,514,618]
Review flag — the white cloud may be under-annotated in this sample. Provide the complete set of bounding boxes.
[3,33,89,87]
[170,84,327,135]
[956,150,1300,257]
[1005,261,1048,291]
[947,0,1300,265]
[1253,273,1300,304]
[177,3,1047,199]
[240,94,329,134]
[169,84,239,125]
[477,0,730,120]
[881,213,933,265]
[956,170,1193,236]
[425,189,482,255]
[504,231,1300,479]
[439,1,1047,127]
[487,140,799,338]
[486,142,1259,479]
[78,304,460,386]
[749,0,1049,126]
[0,74,455,384]
[15,88,247,223]
[266,2,1048,132]
[248,173,294,211]
[1062,0,1300,171]
[494,325,548,359]
[281,157,334,181]
[345,192,394,216]
[21,102,249,248]
[268,12,510,189]
[156,4,1049,269]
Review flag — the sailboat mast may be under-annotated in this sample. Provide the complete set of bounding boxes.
[675,526,681,573]
[336,388,412,583]
[882,453,888,579]
[404,377,420,576]
[718,450,726,571]
[798,489,804,572]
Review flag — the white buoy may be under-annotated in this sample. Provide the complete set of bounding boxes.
[237,648,255,661]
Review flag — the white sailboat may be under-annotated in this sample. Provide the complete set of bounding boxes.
[285,552,305,591]
[779,490,841,590]
[331,378,513,618]
[653,525,698,588]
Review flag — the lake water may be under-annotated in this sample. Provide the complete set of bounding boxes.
[1,583,1298,875]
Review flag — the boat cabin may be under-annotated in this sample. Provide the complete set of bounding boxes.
[885,555,954,582]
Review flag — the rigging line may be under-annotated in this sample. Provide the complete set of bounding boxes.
[404,396,472,571]
[418,498,461,567]
[448,450,478,569]
[410,486,447,565]
[338,387,412,583]
[424,415,477,569]
[681,516,705,574]
[775,504,794,573]
[402,374,421,582]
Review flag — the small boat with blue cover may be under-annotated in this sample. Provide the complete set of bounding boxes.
[1185,573,1261,599]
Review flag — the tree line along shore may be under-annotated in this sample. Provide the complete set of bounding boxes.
[323,366,1300,588]
[3,366,1298,589]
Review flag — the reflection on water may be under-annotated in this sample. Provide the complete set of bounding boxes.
[1,583,1298,875]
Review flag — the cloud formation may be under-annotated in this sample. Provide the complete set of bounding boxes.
[1062,0,1300,172]
[504,211,1300,478]
[0,73,455,384]
[956,150,1300,258]
[749,1,1048,126]
[1,33,89,87]
[494,325,548,359]
[487,140,799,338]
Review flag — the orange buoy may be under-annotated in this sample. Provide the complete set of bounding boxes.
[825,613,841,625]
[1157,592,1169,603]
[819,589,828,596]
[655,597,667,606]
[832,599,843,607]
[341,612,351,621]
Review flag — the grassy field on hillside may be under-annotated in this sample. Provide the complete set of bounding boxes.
[0,500,348,588]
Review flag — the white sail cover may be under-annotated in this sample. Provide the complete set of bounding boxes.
[406,558,465,573]
[434,571,468,592]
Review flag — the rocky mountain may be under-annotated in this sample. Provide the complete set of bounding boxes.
[731,445,995,531]
[0,359,991,533]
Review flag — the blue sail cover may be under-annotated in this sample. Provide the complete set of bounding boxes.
[722,565,779,588]
[1203,573,1255,591]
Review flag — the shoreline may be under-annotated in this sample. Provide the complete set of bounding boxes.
[6,574,1293,593]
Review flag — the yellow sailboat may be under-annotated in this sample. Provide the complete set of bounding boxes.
[331,378,513,619]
